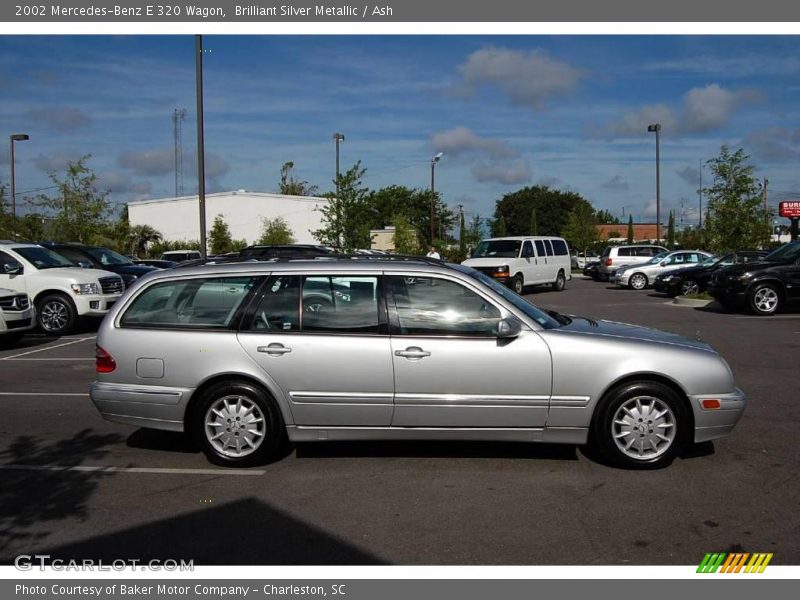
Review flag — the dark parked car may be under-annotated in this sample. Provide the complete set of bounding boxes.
[132,259,177,269]
[653,250,768,297]
[584,262,600,280]
[708,241,800,315]
[42,242,159,288]
[238,244,336,260]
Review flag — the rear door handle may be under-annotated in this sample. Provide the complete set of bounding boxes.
[258,344,292,356]
[395,347,431,359]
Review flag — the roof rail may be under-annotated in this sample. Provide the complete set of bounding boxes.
[171,253,452,269]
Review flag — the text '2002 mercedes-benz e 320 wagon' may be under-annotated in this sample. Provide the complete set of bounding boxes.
[90,256,745,469]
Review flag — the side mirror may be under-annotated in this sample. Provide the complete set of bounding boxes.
[496,317,522,339]
[77,261,92,269]
[2,261,23,275]
[660,260,668,266]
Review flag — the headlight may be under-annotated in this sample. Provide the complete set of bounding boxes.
[661,275,674,282]
[729,273,752,282]
[70,283,100,295]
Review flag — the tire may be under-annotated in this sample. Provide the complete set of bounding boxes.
[191,380,285,467]
[36,294,77,336]
[593,381,689,469]
[628,273,648,290]
[511,274,524,295]
[552,270,566,292]
[680,279,700,296]
[748,283,782,316]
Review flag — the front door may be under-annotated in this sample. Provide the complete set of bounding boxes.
[386,274,552,428]
[237,274,394,426]
[0,251,26,295]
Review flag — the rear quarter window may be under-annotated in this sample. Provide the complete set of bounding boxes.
[551,239,568,255]
[617,248,632,257]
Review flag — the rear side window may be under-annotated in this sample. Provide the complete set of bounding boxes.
[301,275,383,334]
[551,239,568,255]
[121,276,258,329]
[535,240,546,257]
[544,240,554,256]
[634,247,653,257]
[618,248,632,257]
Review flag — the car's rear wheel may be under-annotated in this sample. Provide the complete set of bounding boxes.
[511,274,524,295]
[36,294,77,336]
[552,270,566,292]
[594,381,688,469]
[628,273,648,290]
[748,283,781,316]
[680,279,700,296]
[192,380,284,467]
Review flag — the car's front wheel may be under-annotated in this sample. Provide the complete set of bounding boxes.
[680,279,700,296]
[36,294,77,336]
[628,273,648,290]
[192,380,285,467]
[748,283,781,316]
[511,274,524,295]
[594,381,688,469]
[552,270,566,292]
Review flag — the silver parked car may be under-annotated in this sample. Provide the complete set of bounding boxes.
[615,250,714,290]
[90,258,745,469]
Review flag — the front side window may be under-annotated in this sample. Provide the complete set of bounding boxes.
[388,275,501,336]
[522,241,534,258]
[121,276,258,329]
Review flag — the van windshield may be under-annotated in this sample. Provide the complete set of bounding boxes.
[472,240,521,258]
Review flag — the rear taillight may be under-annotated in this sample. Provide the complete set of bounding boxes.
[605,258,612,266]
[96,345,116,373]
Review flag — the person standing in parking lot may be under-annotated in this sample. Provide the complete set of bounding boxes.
[426,246,441,259]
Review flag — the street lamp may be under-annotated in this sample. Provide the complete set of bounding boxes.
[647,123,661,242]
[430,152,443,245]
[9,134,30,241]
[333,133,345,250]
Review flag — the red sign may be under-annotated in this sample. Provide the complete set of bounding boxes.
[779,201,800,218]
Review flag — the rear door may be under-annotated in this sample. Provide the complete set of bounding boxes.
[534,240,548,283]
[237,273,394,426]
[386,274,551,428]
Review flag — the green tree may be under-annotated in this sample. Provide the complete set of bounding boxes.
[257,216,296,245]
[667,210,676,248]
[364,185,454,248]
[561,203,598,254]
[703,146,767,253]
[529,207,538,236]
[492,185,592,237]
[391,214,421,255]
[676,226,704,250]
[34,156,113,244]
[492,214,507,237]
[279,161,319,196]
[626,215,634,243]
[314,162,372,251]
[458,210,467,259]
[596,209,620,224]
[127,224,163,257]
[208,214,234,255]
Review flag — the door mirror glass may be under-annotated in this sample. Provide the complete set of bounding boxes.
[2,261,23,275]
[660,260,668,266]
[77,261,93,269]
[496,317,522,339]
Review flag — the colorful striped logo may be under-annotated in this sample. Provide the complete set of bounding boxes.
[697,552,773,573]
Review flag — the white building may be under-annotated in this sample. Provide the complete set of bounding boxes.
[128,190,330,245]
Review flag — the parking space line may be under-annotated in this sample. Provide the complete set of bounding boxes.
[0,464,265,476]
[0,392,89,396]
[0,336,96,360]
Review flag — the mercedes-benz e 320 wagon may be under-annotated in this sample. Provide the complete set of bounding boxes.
[90,257,745,469]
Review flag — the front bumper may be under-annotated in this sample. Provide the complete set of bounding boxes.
[691,387,747,443]
[0,307,35,333]
[653,278,680,294]
[708,282,748,306]
[74,293,122,316]
[614,272,630,286]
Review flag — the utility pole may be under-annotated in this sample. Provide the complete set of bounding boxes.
[763,177,769,244]
[647,123,661,241]
[333,133,345,250]
[195,35,207,259]
[430,152,442,246]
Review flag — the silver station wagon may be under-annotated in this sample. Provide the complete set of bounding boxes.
[90,257,746,469]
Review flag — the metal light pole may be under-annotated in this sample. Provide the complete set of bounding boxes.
[698,159,703,229]
[647,123,661,242]
[9,134,30,241]
[763,177,769,244]
[333,133,345,250]
[195,35,207,259]
[430,152,443,245]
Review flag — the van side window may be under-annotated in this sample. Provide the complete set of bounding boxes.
[551,239,568,255]
[534,240,546,257]
[544,240,554,256]
[522,241,534,258]
[121,276,259,329]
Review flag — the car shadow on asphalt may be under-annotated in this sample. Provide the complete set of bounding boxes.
[294,440,579,461]
[125,429,295,462]
[0,429,125,562]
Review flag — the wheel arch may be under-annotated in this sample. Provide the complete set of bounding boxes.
[34,288,76,308]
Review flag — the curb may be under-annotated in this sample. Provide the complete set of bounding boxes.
[673,296,715,308]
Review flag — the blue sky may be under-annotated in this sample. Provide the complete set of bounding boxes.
[1,35,799,229]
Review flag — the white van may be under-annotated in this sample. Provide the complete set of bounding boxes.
[462,236,572,294]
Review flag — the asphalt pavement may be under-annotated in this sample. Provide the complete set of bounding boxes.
[0,276,797,565]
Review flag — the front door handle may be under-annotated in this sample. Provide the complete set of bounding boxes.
[258,343,292,356]
[395,346,431,359]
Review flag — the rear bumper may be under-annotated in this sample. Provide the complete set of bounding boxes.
[90,381,192,432]
[691,387,747,443]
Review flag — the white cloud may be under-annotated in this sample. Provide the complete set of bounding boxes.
[743,127,800,162]
[451,47,582,109]
[118,147,230,181]
[471,159,532,185]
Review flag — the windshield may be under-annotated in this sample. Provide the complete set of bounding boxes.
[453,264,562,329]
[699,255,719,266]
[647,252,669,265]
[85,247,132,266]
[472,240,521,258]
[13,246,75,269]
[763,241,800,263]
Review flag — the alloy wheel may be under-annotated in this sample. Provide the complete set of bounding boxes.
[680,279,700,296]
[40,301,69,332]
[753,286,779,314]
[204,395,266,458]
[611,395,676,461]
[630,273,647,290]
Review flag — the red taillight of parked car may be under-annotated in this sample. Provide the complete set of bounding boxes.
[96,345,116,373]
[605,258,613,266]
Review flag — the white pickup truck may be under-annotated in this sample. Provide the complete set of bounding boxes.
[0,242,123,335]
